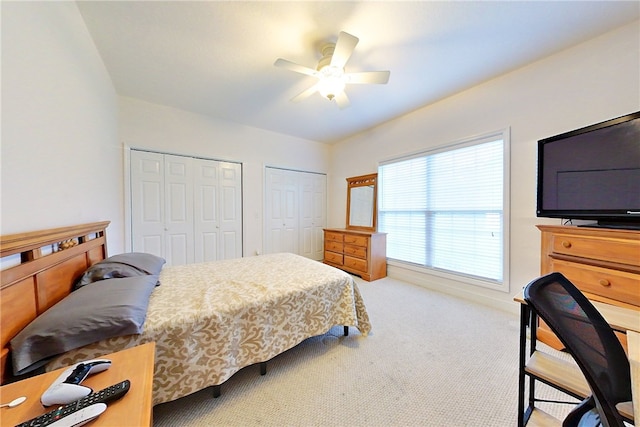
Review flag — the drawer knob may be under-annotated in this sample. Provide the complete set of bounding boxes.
[562,241,572,248]
[598,279,611,287]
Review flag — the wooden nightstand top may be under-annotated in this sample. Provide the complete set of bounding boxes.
[1,342,155,427]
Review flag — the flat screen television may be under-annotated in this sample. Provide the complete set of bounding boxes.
[536,111,640,229]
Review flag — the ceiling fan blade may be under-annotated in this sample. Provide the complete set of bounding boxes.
[334,91,351,109]
[274,58,317,77]
[330,31,359,69]
[291,83,319,103]
[345,71,390,85]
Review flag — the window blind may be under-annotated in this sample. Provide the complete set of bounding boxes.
[379,135,506,284]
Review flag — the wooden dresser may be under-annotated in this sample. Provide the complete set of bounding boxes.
[323,228,387,281]
[537,225,640,349]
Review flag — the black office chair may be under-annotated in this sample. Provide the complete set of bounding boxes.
[524,272,632,427]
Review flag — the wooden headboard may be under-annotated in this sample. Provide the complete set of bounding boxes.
[0,221,110,383]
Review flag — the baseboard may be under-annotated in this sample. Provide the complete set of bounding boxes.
[387,264,520,316]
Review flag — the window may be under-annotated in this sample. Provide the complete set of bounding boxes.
[378,130,509,288]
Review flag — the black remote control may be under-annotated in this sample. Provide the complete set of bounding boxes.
[15,379,130,427]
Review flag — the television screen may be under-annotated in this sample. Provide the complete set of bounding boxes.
[537,111,640,227]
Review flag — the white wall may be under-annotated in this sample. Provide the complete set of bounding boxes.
[329,21,640,313]
[0,1,330,258]
[1,2,124,251]
[2,2,637,308]
[118,97,331,256]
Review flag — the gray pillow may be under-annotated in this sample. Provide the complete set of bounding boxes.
[105,252,165,276]
[11,275,158,375]
[74,252,165,290]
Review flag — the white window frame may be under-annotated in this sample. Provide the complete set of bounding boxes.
[378,128,510,292]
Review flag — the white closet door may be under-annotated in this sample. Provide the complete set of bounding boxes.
[131,151,165,258]
[265,168,299,254]
[218,162,242,259]
[299,172,326,260]
[193,159,242,262]
[311,173,327,260]
[193,158,219,263]
[164,155,194,266]
[131,150,242,265]
[265,168,326,259]
[299,172,327,260]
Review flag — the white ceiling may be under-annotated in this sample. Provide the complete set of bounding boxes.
[77,1,639,144]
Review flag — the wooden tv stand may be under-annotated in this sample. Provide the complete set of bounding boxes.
[1,342,155,427]
[537,224,640,349]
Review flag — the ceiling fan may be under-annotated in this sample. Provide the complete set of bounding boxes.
[274,31,390,109]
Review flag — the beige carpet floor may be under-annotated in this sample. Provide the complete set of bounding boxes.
[153,276,576,426]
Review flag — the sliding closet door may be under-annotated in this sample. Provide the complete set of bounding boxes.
[264,167,326,260]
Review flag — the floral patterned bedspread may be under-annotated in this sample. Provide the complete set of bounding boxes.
[47,253,371,405]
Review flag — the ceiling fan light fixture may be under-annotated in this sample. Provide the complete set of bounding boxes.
[274,31,389,108]
[316,65,346,101]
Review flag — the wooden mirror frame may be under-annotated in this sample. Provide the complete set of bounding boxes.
[346,173,378,231]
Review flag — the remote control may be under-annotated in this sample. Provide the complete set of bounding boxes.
[47,403,106,427]
[41,359,111,406]
[64,363,93,385]
[15,380,130,427]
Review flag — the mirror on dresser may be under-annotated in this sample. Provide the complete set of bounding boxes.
[323,173,386,281]
[346,173,378,231]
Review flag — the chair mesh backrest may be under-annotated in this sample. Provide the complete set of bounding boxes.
[524,272,631,426]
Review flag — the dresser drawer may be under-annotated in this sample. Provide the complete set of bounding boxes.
[325,231,344,243]
[551,233,640,265]
[323,228,386,281]
[325,240,343,253]
[344,234,368,247]
[344,255,367,273]
[344,244,366,259]
[324,250,343,265]
[550,258,640,306]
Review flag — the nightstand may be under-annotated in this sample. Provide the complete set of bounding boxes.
[1,342,155,426]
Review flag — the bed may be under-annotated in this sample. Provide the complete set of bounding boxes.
[0,221,371,405]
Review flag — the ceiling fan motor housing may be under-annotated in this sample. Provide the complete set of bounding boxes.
[316,43,345,100]
[317,43,336,71]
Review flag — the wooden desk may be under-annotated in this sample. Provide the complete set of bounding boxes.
[629,331,640,424]
[514,291,640,333]
[0,342,155,427]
